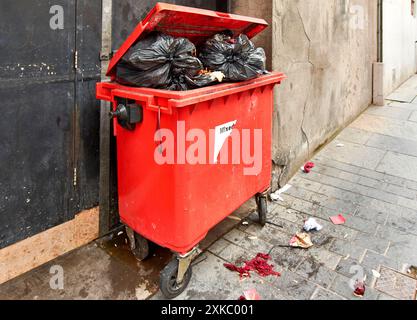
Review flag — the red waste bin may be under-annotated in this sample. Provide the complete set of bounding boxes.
[96,3,285,298]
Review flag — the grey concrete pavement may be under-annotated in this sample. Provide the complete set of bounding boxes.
[2,77,417,300]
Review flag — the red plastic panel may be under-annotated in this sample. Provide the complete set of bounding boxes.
[97,72,286,112]
[115,83,277,254]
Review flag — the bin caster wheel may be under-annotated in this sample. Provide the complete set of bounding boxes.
[160,259,192,299]
[131,233,149,261]
[256,194,267,226]
[126,227,149,261]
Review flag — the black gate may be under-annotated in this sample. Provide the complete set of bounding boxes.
[0,0,101,249]
[0,0,225,249]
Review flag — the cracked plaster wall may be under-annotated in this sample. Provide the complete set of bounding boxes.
[232,0,377,188]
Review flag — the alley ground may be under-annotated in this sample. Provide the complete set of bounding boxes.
[2,77,417,300]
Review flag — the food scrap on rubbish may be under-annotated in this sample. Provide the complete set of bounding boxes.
[224,253,281,279]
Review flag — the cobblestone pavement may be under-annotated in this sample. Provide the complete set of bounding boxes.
[2,77,417,300]
[153,76,417,300]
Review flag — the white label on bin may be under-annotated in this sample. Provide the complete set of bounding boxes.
[213,120,237,163]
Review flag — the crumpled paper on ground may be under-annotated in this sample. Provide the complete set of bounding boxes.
[270,185,292,202]
[303,218,323,232]
[289,232,314,249]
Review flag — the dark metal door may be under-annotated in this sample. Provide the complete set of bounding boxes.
[0,0,226,248]
[0,0,101,248]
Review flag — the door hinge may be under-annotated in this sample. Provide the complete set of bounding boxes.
[74,51,78,70]
[73,167,78,187]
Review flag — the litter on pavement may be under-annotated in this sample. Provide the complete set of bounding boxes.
[303,162,315,173]
[303,218,323,232]
[330,214,346,225]
[353,280,366,298]
[239,289,261,301]
[289,232,314,249]
[407,265,417,279]
[270,184,292,202]
[227,215,242,221]
[372,270,381,279]
[224,253,281,279]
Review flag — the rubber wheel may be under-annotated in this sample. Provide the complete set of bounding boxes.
[131,233,149,262]
[160,259,192,299]
[257,195,267,226]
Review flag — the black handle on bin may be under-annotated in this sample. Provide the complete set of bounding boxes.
[109,104,129,122]
[109,103,143,131]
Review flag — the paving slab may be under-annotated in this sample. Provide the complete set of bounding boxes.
[330,274,380,300]
[409,110,417,122]
[365,106,413,121]
[361,251,402,272]
[310,287,346,300]
[375,267,417,300]
[271,270,318,300]
[335,257,374,284]
[398,75,417,90]
[351,113,417,142]
[336,127,373,145]
[294,257,336,288]
[376,151,417,182]
[318,140,387,170]
[366,133,417,158]
[388,101,417,110]
[328,239,367,261]
[386,88,417,103]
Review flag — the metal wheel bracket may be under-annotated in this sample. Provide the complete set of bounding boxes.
[125,226,136,250]
[258,187,271,199]
[176,247,201,284]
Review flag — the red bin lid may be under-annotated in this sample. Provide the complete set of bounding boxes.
[106,2,268,77]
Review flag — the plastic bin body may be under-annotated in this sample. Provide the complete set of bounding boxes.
[96,3,285,254]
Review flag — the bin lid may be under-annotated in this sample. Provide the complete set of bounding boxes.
[106,2,268,77]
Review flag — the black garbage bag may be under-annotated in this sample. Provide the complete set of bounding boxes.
[199,33,267,82]
[116,32,204,90]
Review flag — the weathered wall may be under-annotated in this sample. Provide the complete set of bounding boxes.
[230,0,273,70]
[232,0,377,187]
[273,0,377,186]
[383,0,417,95]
